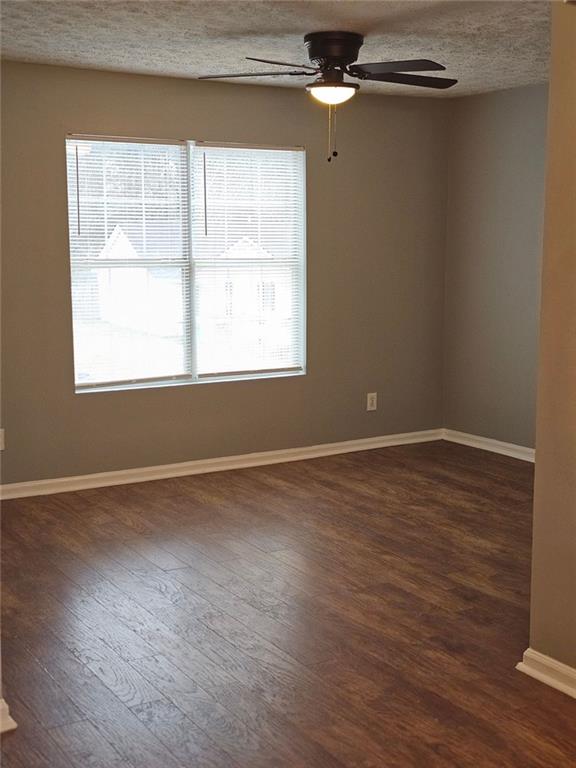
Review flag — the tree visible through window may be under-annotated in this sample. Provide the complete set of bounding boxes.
[66,138,306,389]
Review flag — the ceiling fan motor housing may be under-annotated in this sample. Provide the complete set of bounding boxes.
[304,31,364,68]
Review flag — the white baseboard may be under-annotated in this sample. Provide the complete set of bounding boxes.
[442,429,535,463]
[516,648,576,700]
[0,429,443,500]
[0,698,17,734]
[0,427,536,501]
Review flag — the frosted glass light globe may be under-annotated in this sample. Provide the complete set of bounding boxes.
[307,84,358,105]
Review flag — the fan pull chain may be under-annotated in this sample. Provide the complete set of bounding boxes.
[327,105,339,163]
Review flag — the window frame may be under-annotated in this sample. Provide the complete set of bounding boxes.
[65,134,307,394]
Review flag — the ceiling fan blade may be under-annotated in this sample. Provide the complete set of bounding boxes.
[361,72,458,89]
[350,59,446,75]
[246,56,317,71]
[198,70,313,80]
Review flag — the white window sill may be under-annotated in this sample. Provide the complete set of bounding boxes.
[75,368,306,394]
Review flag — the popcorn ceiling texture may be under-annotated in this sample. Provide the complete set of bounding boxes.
[1,0,550,97]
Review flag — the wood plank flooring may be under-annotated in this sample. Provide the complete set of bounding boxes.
[2,441,575,767]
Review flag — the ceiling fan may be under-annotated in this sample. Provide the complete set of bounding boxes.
[198,31,458,104]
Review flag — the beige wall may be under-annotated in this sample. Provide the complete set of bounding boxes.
[444,85,548,447]
[1,62,449,483]
[529,2,576,669]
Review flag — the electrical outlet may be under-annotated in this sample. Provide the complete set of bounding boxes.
[366,392,377,412]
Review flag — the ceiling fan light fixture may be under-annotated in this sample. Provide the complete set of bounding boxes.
[307,81,359,105]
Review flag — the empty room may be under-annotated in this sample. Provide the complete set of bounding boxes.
[1,1,575,766]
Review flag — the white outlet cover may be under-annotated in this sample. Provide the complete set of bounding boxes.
[366,393,377,411]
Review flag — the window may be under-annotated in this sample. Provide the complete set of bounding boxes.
[66,137,306,391]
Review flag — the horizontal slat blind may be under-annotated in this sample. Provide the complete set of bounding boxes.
[66,138,306,390]
[190,145,306,377]
[66,138,191,387]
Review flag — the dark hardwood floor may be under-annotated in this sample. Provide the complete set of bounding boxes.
[2,441,575,767]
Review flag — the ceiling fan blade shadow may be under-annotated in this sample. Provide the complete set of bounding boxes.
[198,70,314,80]
[361,72,457,89]
[351,59,445,75]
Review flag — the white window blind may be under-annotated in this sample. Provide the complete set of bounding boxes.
[66,137,306,390]
[66,138,191,388]
[190,144,306,378]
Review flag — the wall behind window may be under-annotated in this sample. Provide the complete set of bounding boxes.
[1,62,449,483]
[443,85,548,447]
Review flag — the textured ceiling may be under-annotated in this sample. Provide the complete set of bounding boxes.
[1,1,550,98]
